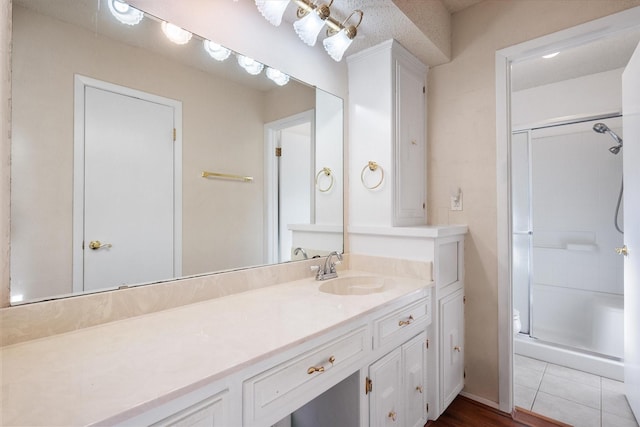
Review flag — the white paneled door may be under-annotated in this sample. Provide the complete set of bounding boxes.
[623,40,640,419]
[79,82,179,292]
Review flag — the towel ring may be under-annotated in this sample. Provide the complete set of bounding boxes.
[316,167,334,193]
[361,161,384,190]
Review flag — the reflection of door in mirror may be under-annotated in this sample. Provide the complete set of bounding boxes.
[279,122,312,263]
[264,111,314,264]
[74,77,182,293]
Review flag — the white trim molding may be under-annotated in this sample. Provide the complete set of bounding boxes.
[495,5,640,414]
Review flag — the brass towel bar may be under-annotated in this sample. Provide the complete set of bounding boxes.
[201,171,254,182]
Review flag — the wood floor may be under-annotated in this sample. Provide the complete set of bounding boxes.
[425,396,571,427]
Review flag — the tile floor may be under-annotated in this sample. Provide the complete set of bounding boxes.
[514,354,639,427]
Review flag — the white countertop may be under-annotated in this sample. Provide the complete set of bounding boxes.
[1,270,432,426]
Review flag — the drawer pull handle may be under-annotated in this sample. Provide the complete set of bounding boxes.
[388,411,397,421]
[307,355,336,375]
[307,366,325,374]
[398,315,414,327]
[454,346,461,352]
[416,385,423,393]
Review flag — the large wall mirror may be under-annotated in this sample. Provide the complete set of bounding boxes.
[10,0,344,304]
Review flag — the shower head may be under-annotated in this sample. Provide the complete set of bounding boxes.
[592,122,623,154]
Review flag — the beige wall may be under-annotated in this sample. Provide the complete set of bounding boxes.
[10,5,313,301]
[427,0,640,403]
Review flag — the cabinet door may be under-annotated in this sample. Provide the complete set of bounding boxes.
[394,59,426,226]
[440,290,464,412]
[403,334,427,427]
[369,348,403,427]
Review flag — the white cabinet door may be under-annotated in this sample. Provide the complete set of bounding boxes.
[369,332,428,427]
[369,349,403,427]
[440,289,464,412]
[402,334,428,427]
[394,57,426,226]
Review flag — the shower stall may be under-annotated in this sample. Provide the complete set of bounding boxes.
[512,117,625,379]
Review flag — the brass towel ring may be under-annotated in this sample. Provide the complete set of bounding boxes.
[361,161,384,190]
[316,167,334,193]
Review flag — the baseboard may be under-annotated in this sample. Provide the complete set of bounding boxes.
[459,391,500,410]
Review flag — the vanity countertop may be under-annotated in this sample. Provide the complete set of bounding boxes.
[0,270,432,426]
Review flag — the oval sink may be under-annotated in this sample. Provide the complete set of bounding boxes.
[318,275,391,295]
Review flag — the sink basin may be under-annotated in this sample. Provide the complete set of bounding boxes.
[318,276,392,295]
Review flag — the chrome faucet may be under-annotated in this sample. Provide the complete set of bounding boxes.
[293,247,308,259]
[312,251,343,280]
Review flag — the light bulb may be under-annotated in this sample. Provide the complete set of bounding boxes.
[237,55,264,75]
[161,22,192,45]
[107,0,143,26]
[266,67,290,86]
[203,40,231,61]
[255,0,290,26]
[293,10,326,46]
[323,29,354,62]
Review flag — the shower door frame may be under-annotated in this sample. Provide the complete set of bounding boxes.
[512,113,622,349]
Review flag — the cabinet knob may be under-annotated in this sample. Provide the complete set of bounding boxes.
[416,385,423,394]
[398,315,414,327]
[454,346,461,352]
[388,411,397,422]
[616,245,629,256]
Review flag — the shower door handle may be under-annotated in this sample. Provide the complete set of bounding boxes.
[615,245,628,256]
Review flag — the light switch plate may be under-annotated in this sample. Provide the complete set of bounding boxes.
[450,193,463,211]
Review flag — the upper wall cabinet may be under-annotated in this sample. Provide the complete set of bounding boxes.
[348,40,427,227]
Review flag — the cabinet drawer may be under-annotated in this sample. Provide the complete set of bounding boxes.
[150,390,227,427]
[243,326,368,424]
[373,296,431,348]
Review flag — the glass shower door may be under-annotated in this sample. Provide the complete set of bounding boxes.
[512,131,532,335]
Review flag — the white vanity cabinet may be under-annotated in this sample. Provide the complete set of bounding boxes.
[348,39,427,227]
[349,228,467,420]
[368,332,428,427]
[439,289,464,412]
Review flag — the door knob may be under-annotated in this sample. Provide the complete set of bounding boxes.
[89,240,112,250]
[615,245,628,256]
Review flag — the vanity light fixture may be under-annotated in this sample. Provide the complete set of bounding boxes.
[266,67,290,86]
[107,0,143,26]
[293,0,333,46]
[254,0,364,61]
[323,10,363,62]
[203,40,231,61]
[255,0,291,26]
[237,55,264,75]
[161,21,193,45]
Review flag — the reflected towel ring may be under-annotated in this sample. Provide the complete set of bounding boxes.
[316,167,334,193]
[361,161,384,190]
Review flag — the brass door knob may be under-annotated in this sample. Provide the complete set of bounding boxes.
[454,346,461,352]
[616,245,629,256]
[388,411,397,421]
[416,385,423,394]
[89,240,112,250]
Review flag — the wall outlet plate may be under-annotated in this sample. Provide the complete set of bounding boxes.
[450,193,463,211]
